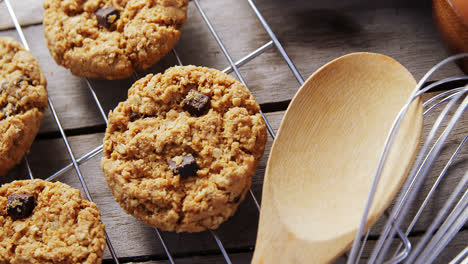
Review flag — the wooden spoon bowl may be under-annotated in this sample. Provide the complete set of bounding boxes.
[252,53,423,264]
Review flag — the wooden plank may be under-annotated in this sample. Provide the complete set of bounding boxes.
[1,113,282,259]
[0,0,43,30]
[121,252,252,264]
[183,0,463,103]
[354,228,468,263]
[106,228,468,263]
[1,94,466,260]
[0,0,436,30]
[120,225,466,264]
[1,0,466,261]
[0,0,463,134]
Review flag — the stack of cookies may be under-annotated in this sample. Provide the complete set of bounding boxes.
[1,0,268,262]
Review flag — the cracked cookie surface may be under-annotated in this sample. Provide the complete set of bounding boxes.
[102,66,267,232]
[0,37,48,177]
[43,0,188,80]
[0,179,106,264]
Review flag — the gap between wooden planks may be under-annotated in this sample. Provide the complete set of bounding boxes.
[0,1,464,136]
[0,0,466,262]
[2,91,466,262]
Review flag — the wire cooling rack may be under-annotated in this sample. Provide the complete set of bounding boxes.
[3,0,302,263]
[3,0,468,263]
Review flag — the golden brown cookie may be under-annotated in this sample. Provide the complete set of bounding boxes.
[43,0,189,80]
[102,66,267,232]
[0,179,106,263]
[0,37,48,177]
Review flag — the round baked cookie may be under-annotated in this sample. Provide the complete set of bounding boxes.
[0,179,106,263]
[43,0,189,80]
[102,66,267,232]
[0,37,48,177]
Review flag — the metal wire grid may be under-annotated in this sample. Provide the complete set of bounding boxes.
[4,0,468,263]
[3,0,303,263]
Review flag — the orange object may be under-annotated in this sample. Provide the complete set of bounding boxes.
[433,0,468,73]
[451,0,468,26]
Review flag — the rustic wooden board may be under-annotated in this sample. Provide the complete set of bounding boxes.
[107,226,468,263]
[0,0,440,29]
[356,228,468,263]
[1,0,467,263]
[0,0,43,30]
[110,230,468,263]
[1,93,466,262]
[0,0,464,135]
[122,252,253,264]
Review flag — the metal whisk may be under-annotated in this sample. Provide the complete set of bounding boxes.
[347,54,468,264]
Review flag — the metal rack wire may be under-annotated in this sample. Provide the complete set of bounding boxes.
[3,0,467,263]
[3,0,303,263]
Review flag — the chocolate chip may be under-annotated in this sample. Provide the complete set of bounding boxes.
[7,193,35,219]
[233,195,241,203]
[182,89,210,116]
[95,6,120,28]
[169,154,199,178]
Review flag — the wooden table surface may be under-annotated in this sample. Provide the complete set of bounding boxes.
[1,0,467,263]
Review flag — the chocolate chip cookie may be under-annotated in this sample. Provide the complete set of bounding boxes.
[43,0,189,80]
[102,66,267,232]
[0,37,48,177]
[0,179,106,263]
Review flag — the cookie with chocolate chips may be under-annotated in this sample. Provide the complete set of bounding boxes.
[0,37,48,176]
[102,66,267,232]
[0,179,106,263]
[43,0,189,80]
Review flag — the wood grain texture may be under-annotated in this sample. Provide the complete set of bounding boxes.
[333,229,468,263]
[116,224,468,263]
[122,252,253,264]
[109,230,468,263]
[0,0,466,263]
[0,0,464,135]
[0,0,43,30]
[1,93,466,262]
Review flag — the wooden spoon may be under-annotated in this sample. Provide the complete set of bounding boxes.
[252,53,423,264]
